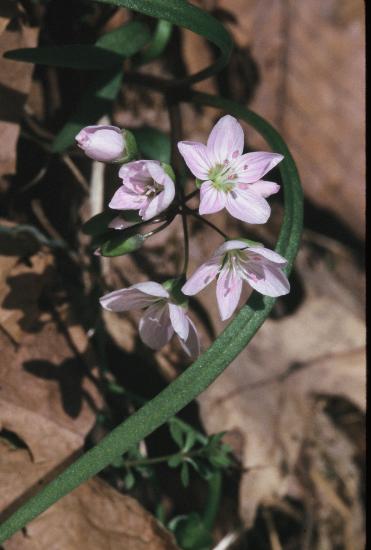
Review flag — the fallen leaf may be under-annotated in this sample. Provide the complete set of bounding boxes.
[0,0,15,36]
[0,6,39,175]
[1,440,178,550]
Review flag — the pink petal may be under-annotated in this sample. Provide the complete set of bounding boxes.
[139,302,174,350]
[207,115,244,164]
[108,186,147,210]
[225,188,270,224]
[216,266,243,321]
[100,286,160,312]
[182,259,221,295]
[133,282,169,298]
[169,303,189,340]
[239,180,280,198]
[248,247,287,265]
[213,239,249,257]
[199,181,227,215]
[178,317,200,359]
[177,141,213,180]
[246,265,290,297]
[234,152,284,184]
[140,178,175,221]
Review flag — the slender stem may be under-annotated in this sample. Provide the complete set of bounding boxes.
[184,189,199,202]
[184,207,229,240]
[123,446,205,469]
[203,471,222,531]
[167,97,190,275]
[144,216,175,238]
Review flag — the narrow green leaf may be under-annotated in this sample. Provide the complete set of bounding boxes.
[4,21,151,70]
[180,463,190,487]
[169,420,185,449]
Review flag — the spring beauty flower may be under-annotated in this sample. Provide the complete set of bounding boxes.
[76,125,126,162]
[100,281,200,358]
[177,115,283,224]
[182,240,290,321]
[109,160,175,221]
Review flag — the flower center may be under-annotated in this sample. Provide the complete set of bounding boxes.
[144,178,163,199]
[208,162,237,192]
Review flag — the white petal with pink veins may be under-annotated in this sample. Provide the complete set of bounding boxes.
[225,188,270,224]
[139,302,174,350]
[177,141,213,179]
[199,181,226,215]
[207,115,245,164]
[182,259,221,295]
[169,303,189,340]
[216,266,243,321]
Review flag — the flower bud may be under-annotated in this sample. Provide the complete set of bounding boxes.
[76,125,127,163]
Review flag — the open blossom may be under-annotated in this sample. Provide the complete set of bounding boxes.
[182,240,290,321]
[100,281,200,358]
[177,115,283,224]
[109,160,175,221]
[76,125,125,162]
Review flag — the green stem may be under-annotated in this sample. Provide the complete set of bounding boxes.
[184,207,229,240]
[203,471,222,531]
[0,97,302,544]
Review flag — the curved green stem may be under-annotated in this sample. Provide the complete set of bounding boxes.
[203,472,222,531]
[0,95,302,543]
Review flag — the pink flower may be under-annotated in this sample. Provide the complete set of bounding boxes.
[76,125,125,162]
[100,281,200,358]
[177,115,283,224]
[109,160,175,221]
[182,240,290,321]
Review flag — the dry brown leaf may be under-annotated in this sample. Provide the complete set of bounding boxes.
[1,440,178,550]
[0,0,15,35]
[196,242,365,528]
[0,7,38,175]
[216,0,365,238]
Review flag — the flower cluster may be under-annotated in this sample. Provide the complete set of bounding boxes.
[77,115,289,358]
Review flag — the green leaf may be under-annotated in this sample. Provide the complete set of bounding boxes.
[172,513,213,550]
[169,420,185,449]
[94,0,233,85]
[180,462,190,487]
[167,455,182,468]
[0,96,303,543]
[183,430,197,453]
[100,232,145,257]
[132,127,171,163]
[123,470,136,490]
[4,21,151,70]
[138,19,173,64]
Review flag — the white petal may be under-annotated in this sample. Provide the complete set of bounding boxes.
[234,152,283,184]
[132,282,169,298]
[169,303,189,340]
[100,287,159,312]
[178,317,200,359]
[248,247,287,265]
[207,115,244,164]
[216,266,243,321]
[199,181,226,215]
[177,141,213,179]
[139,303,174,350]
[182,259,221,295]
[225,188,270,224]
[246,265,290,297]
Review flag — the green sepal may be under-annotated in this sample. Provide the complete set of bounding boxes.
[100,232,145,257]
[115,129,139,164]
[161,163,176,182]
[194,178,203,189]
[163,277,188,307]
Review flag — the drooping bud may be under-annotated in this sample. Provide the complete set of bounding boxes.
[76,125,125,162]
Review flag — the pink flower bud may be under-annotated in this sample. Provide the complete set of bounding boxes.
[75,125,125,162]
